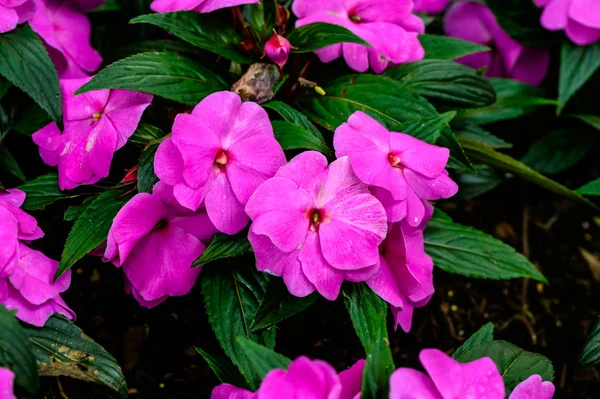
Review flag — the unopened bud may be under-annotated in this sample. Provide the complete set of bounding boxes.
[264,32,291,69]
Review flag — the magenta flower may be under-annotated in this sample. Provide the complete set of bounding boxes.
[0,368,16,399]
[390,349,505,399]
[334,111,457,228]
[246,151,387,300]
[33,77,153,190]
[150,0,258,14]
[29,0,102,78]
[444,1,550,86]
[534,0,600,45]
[510,375,555,399]
[264,32,291,69]
[0,0,36,34]
[154,91,286,235]
[104,182,218,308]
[413,0,451,15]
[366,202,434,333]
[292,0,425,73]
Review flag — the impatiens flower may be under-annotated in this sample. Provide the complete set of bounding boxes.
[29,0,102,78]
[154,91,286,235]
[0,0,36,34]
[334,111,457,228]
[444,1,550,86]
[390,349,505,399]
[246,151,387,300]
[366,202,434,333]
[150,0,259,14]
[104,182,218,308]
[292,0,425,73]
[32,77,153,190]
[264,32,291,69]
[0,367,16,399]
[413,0,451,15]
[509,375,555,399]
[534,0,600,46]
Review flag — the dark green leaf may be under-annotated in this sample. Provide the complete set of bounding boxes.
[0,25,61,122]
[419,34,489,60]
[454,123,512,149]
[385,60,495,108]
[455,340,553,394]
[193,232,252,266]
[486,0,549,46]
[137,143,159,193]
[424,210,547,282]
[201,264,275,390]
[577,178,600,196]
[453,323,495,359]
[288,23,369,53]
[114,40,199,60]
[457,165,503,200]
[18,173,74,210]
[244,0,277,42]
[271,120,331,154]
[570,114,600,132]
[76,52,228,106]
[522,128,593,174]
[130,12,254,64]
[0,145,26,182]
[579,318,600,369]
[342,283,387,351]
[398,112,456,143]
[250,280,317,332]
[57,186,133,279]
[362,322,394,399]
[559,40,600,113]
[89,0,120,12]
[12,103,51,136]
[195,348,249,388]
[130,123,165,144]
[26,316,127,396]
[236,338,291,380]
[438,127,474,172]
[263,101,323,140]
[64,196,97,222]
[0,76,10,99]
[0,305,39,393]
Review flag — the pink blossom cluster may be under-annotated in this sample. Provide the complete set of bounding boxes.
[0,189,74,327]
[211,350,555,399]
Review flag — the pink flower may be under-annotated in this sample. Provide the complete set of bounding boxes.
[444,1,550,86]
[534,0,600,46]
[390,349,505,399]
[29,0,102,78]
[292,0,425,73]
[0,367,16,399]
[246,151,387,300]
[413,0,451,15]
[104,182,218,308]
[334,111,457,228]
[32,77,153,190]
[366,202,434,333]
[150,0,259,14]
[264,32,291,69]
[509,375,555,399]
[154,91,286,235]
[0,0,36,34]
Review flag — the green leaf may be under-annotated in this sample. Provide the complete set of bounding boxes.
[570,114,600,132]
[460,78,556,125]
[236,338,292,380]
[12,103,51,136]
[0,76,10,99]
[195,348,249,388]
[424,210,548,283]
[457,165,503,200]
[76,52,228,106]
[130,123,165,144]
[193,232,252,266]
[271,120,331,154]
[454,123,512,149]
[384,60,495,108]
[18,173,73,211]
[453,323,495,359]
[288,23,369,53]
[0,145,26,182]
[522,128,593,175]
[130,12,254,64]
[57,186,133,279]
[458,136,598,209]
[137,143,159,193]
[26,316,127,395]
[579,318,600,369]
[398,112,456,143]
[263,101,323,140]
[250,280,317,332]
[438,127,474,172]
[0,305,39,393]
[362,322,394,399]
[455,340,554,394]
[419,34,489,60]
[201,264,275,390]
[64,196,97,222]
[577,178,600,196]
[486,0,549,46]
[0,25,61,122]
[244,0,277,42]
[559,40,600,113]
[114,39,199,60]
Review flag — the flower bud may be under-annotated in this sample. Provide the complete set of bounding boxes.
[264,32,291,69]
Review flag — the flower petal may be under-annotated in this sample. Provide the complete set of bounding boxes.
[275,151,328,199]
[390,368,442,399]
[155,137,186,186]
[104,89,153,148]
[509,375,555,399]
[205,173,249,235]
[390,133,450,178]
[299,232,344,301]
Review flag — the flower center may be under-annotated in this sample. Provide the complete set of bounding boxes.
[215,151,228,166]
[155,219,168,230]
[349,14,361,22]
[92,112,103,119]
[309,208,327,232]
[388,153,401,168]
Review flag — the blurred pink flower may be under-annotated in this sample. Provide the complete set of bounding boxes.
[264,32,291,69]
[29,0,102,78]
[104,182,218,308]
[0,0,36,34]
[246,151,387,300]
[154,91,286,235]
[534,0,600,45]
[390,349,505,399]
[334,111,457,228]
[413,0,451,15]
[32,77,153,190]
[444,1,550,86]
[150,0,258,14]
[0,367,16,399]
[510,375,555,399]
[292,0,425,73]
[366,202,435,333]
